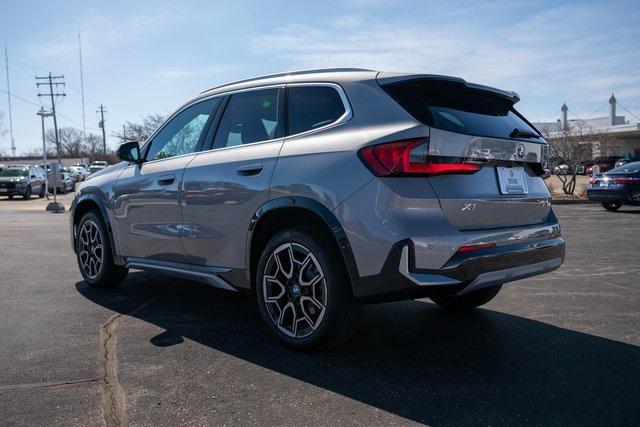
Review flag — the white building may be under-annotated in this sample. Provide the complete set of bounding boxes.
[533,94,640,158]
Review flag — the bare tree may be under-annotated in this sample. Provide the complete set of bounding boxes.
[46,127,84,158]
[544,122,614,195]
[84,133,103,155]
[113,114,166,145]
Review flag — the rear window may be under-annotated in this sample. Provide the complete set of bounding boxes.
[381,80,539,141]
[287,86,346,135]
[0,169,28,177]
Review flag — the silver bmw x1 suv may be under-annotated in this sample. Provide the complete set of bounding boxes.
[71,68,565,349]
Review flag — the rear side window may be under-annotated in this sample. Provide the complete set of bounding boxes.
[287,86,346,135]
[382,80,539,141]
[214,88,281,148]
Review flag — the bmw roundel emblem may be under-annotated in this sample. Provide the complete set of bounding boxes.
[517,143,526,159]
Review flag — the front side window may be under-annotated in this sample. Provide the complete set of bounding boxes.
[287,86,346,135]
[146,98,220,161]
[213,88,281,148]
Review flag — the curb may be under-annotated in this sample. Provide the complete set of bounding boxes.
[551,198,593,205]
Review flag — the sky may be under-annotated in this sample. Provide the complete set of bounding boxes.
[1,0,639,155]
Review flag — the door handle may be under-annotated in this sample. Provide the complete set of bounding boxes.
[157,174,175,185]
[236,163,263,176]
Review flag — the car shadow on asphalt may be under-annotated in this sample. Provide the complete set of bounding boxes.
[76,272,640,425]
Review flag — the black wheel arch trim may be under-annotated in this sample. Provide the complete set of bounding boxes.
[71,193,123,265]
[247,196,360,287]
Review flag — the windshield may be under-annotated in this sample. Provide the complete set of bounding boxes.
[382,79,540,141]
[0,169,28,177]
[607,161,640,175]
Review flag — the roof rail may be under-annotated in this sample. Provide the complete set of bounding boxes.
[200,68,375,94]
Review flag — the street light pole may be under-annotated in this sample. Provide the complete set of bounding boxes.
[37,107,52,199]
[37,107,65,213]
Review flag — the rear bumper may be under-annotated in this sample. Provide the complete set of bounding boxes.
[587,187,639,203]
[354,236,565,303]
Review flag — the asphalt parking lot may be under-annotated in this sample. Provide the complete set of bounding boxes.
[1,198,639,426]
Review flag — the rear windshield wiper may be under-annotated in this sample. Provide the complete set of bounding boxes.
[510,128,540,139]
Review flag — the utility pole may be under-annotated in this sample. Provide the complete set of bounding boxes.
[36,73,65,164]
[97,104,107,154]
[4,44,16,157]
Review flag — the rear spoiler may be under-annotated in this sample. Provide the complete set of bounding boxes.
[376,72,520,105]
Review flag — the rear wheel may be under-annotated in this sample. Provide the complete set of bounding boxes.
[602,202,621,211]
[76,211,128,288]
[256,229,361,350]
[23,186,32,200]
[431,285,502,311]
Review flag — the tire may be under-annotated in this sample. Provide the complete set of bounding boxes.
[431,285,502,311]
[76,211,128,288]
[8,194,13,199]
[602,202,621,211]
[23,186,32,200]
[255,229,361,351]
[38,185,45,198]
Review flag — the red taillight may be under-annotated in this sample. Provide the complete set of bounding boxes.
[589,177,597,185]
[359,138,480,177]
[456,242,497,254]
[613,177,639,185]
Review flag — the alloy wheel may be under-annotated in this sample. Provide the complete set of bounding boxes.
[262,243,328,338]
[78,220,104,280]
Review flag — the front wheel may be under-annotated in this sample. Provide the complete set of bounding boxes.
[76,211,128,288]
[38,185,46,198]
[431,285,502,311]
[256,229,361,351]
[602,202,621,211]
[23,186,32,200]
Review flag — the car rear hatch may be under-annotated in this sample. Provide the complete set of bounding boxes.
[377,74,551,230]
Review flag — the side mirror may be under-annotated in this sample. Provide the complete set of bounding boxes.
[117,140,142,163]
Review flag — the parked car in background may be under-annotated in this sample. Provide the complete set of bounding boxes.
[587,161,640,211]
[0,165,47,199]
[70,69,564,350]
[60,167,80,183]
[586,156,622,175]
[48,170,76,194]
[614,156,640,168]
[88,161,108,174]
[576,165,586,175]
[553,164,570,175]
[69,166,88,181]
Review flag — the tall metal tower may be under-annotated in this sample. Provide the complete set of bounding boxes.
[4,43,16,157]
[78,33,87,141]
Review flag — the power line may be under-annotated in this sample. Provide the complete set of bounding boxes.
[0,87,42,107]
